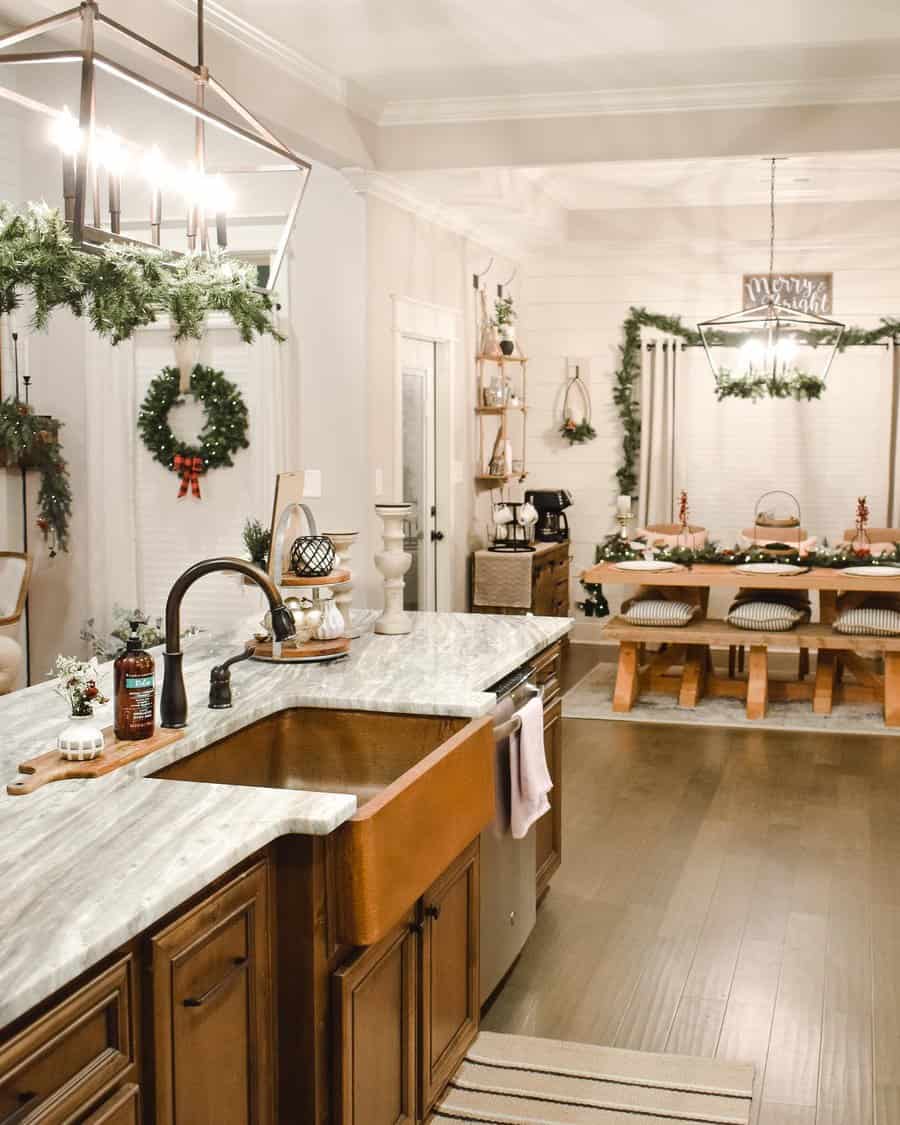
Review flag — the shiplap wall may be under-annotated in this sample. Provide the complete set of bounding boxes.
[520,232,900,640]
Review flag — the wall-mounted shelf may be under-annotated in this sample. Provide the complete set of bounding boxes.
[475,353,528,483]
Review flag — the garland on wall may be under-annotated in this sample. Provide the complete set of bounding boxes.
[137,365,250,499]
[613,306,900,498]
[0,202,283,345]
[0,398,71,554]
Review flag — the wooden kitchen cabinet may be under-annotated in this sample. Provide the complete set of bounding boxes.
[420,840,479,1116]
[532,641,564,900]
[333,912,418,1125]
[535,698,563,900]
[332,842,480,1125]
[0,956,137,1125]
[149,859,274,1125]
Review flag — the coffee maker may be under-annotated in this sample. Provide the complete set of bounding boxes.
[524,489,573,542]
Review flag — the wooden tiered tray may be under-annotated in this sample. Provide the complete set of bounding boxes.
[7,727,184,796]
[249,636,350,663]
[279,568,350,587]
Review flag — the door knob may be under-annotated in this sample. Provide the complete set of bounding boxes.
[430,530,445,542]
[425,904,441,920]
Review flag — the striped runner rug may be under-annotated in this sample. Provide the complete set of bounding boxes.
[430,1030,753,1125]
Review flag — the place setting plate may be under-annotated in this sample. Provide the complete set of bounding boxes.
[842,565,900,578]
[734,562,809,576]
[615,560,682,572]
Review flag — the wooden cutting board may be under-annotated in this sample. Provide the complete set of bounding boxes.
[6,727,184,796]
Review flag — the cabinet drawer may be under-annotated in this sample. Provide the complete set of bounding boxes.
[82,1083,140,1125]
[0,958,134,1125]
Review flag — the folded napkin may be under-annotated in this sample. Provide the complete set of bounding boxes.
[510,695,552,840]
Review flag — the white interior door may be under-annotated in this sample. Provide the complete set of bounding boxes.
[401,336,438,611]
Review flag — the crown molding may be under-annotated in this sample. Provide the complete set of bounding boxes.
[379,73,900,126]
[165,0,383,122]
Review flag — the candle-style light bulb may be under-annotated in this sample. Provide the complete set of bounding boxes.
[51,107,81,222]
[204,175,233,250]
[95,128,125,234]
[142,145,165,246]
[182,164,202,251]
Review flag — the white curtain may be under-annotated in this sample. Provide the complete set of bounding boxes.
[83,328,139,639]
[637,335,679,527]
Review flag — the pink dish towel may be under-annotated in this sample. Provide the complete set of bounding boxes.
[510,695,552,840]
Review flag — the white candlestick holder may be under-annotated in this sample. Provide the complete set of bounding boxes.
[374,504,413,635]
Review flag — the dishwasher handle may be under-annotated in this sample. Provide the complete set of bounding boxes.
[493,684,542,741]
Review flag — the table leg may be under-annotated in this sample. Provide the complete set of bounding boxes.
[820,590,839,626]
[746,646,769,720]
[679,645,709,708]
[798,648,810,680]
[613,642,641,713]
[813,650,836,715]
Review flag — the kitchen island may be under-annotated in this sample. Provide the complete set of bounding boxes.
[0,610,570,1125]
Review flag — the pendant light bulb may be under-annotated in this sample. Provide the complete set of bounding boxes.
[50,106,81,156]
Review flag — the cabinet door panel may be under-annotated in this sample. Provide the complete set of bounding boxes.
[333,916,417,1125]
[420,841,479,1115]
[535,698,563,899]
[151,860,274,1125]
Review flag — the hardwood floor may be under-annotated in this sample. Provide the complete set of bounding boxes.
[483,697,900,1124]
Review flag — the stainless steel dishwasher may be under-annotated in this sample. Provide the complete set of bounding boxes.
[479,665,540,1005]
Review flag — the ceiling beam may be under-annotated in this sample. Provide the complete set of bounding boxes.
[375,100,900,173]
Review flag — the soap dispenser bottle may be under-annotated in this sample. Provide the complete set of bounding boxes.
[114,619,156,741]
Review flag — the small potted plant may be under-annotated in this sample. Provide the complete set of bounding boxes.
[53,655,109,760]
[493,295,517,356]
[243,518,272,570]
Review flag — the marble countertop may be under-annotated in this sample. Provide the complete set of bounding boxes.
[0,610,570,1029]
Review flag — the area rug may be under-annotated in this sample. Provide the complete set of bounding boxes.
[430,1030,753,1123]
[563,660,895,736]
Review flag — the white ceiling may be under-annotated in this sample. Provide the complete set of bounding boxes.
[213,0,900,105]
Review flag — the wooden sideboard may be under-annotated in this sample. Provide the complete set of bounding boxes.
[472,541,571,618]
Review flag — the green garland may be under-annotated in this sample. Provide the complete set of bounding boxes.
[0,398,72,555]
[592,531,900,571]
[138,365,250,480]
[613,307,900,501]
[0,202,283,345]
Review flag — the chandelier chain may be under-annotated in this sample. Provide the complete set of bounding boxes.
[769,156,776,278]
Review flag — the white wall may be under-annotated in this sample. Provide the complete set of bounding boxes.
[521,209,900,639]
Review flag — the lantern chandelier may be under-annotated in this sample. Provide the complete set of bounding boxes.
[0,0,311,293]
[698,157,845,388]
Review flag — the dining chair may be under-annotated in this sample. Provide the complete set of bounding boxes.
[0,551,33,694]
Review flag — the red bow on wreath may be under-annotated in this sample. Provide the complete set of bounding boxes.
[173,453,205,499]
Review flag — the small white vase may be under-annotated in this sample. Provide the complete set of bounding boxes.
[58,712,105,761]
[315,594,345,641]
[374,503,413,635]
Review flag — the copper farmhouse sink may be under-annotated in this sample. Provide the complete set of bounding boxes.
[152,708,495,944]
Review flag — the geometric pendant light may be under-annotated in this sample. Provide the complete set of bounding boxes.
[0,0,311,294]
[698,159,844,387]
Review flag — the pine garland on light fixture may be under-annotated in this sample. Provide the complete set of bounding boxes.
[0,202,284,345]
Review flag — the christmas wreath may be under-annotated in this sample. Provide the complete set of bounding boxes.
[137,365,249,498]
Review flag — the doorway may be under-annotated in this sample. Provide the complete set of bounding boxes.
[391,296,459,615]
[401,336,439,611]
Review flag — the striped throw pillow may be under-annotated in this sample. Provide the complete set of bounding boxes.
[834,607,900,637]
[622,599,697,627]
[726,601,805,632]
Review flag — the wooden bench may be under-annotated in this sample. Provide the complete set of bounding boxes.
[602,617,900,725]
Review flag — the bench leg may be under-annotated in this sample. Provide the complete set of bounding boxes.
[613,641,641,713]
[798,648,810,680]
[728,645,737,679]
[680,645,709,708]
[885,653,900,727]
[813,650,837,715]
[737,646,746,675]
[746,645,769,720]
